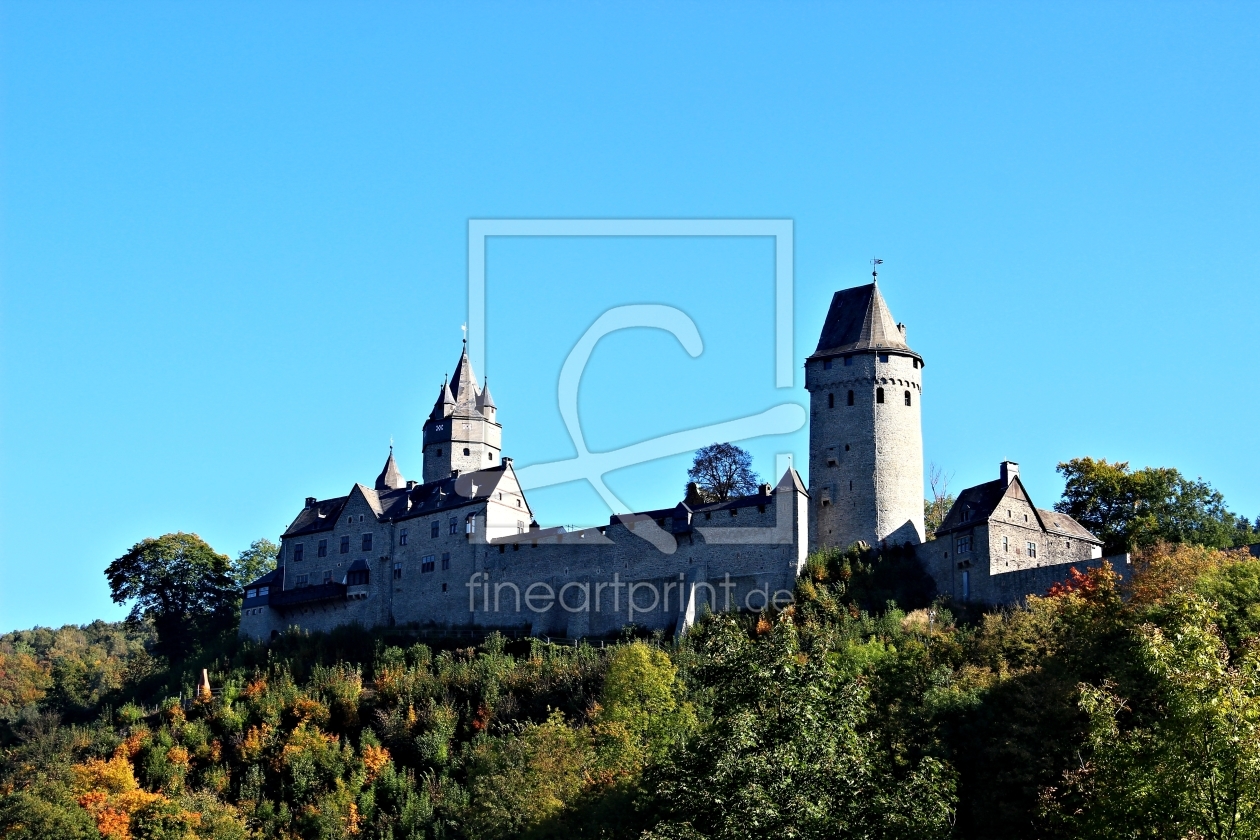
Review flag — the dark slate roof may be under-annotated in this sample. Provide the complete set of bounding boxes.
[809,283,921,362]
[606,468,807,525]
[935,477,1100,544]
[392,464,511,522]
[284,496,350,537]
[243,567,282,592]
[477,380,496,411]
[1037,509,1099,541]
[449,346,480,410]
[375,449,406,491]
[429,380,456,420]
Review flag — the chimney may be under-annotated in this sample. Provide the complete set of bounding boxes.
[1000,461,1019,486]
[305,497,317,509]
[758,483,773,497]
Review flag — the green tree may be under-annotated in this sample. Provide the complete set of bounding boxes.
[231,537,278,588]
[104,532,238,664]
[646,614,956,840]
[1056,457,1244,554]
[1064,596,1260,840]
[686,443,762,503]
[595,642,695,771]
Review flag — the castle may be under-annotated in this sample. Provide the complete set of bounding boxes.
[240,278,1113,641]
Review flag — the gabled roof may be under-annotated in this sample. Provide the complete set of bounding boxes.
[935,476,1100,544]
[609,468,807,525]
[809,282,920,362]
[375,449,405,491]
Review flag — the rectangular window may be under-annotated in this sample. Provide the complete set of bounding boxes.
[517,520,526,534]
[399,528,408,546]
[317,539,327,557]
[1002,536,1009,552]
[879,353,889,363]
[421,555,435,573]
[466,515,476,534]
[441,552,450,570]
[361,533,373,552]
[961,570,970,602]
[258,586,269,597]
[392,562,402,580]
[340,536,350,554]
[323,570,332,584]
[295,574,309,587]
[823,358,832,370]
[431,521,440,538]
[293,544,304,563]
[843,356,853,366]
[1027,541,1037,558]
[449,517,458,535]
[347,569,369,586]
[957,536,972,553]
[246,588,257,599]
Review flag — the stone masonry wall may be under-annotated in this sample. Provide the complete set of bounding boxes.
[806,350,923,552]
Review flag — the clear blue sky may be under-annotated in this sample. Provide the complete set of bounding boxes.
[2,2,1257,632]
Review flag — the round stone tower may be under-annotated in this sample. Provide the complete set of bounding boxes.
[805,280,924,552]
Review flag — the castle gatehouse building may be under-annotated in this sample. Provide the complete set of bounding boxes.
[241,276,1113,640]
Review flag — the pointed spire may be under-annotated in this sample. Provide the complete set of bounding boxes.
[476,377,497,412]
[375,448,405,491]
[448,345,481,409]
[429,377,455,420]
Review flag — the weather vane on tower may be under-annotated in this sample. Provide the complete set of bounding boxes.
[871,257,883,282]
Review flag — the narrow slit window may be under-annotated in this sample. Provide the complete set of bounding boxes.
[904,390,912,406]
[876,387,884,404]
[828,393,834,408]
[847,390,854,406]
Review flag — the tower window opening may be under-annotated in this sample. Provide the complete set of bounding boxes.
[828,393,834,408]
[844,444,849,451]
[1003,536,1009,552]
[488,452,494,460]
[463,448,470,456]
[876,387,884,403]
[436,448,442,456]
[843,356,853,367]
[823,359,832,370]
[849,480,853,491]
[904,390,912,406]
[879,353,889,363]
[847,390,854,406]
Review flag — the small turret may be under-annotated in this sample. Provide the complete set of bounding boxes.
[476,379,497,419]
[375,448,406,491]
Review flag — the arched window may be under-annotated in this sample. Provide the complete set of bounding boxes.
[828,393,834,408]
[847,390,854,406]
[904,390,912,406]
[463,447,470,456]
[876,387,885,404]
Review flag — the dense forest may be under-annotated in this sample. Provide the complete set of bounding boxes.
[3,458,1260,840]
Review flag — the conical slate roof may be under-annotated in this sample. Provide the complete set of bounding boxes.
[429,379,456,420]
[810,282,920,362]
[449,345,481,408]
[375,449,406,491]
[476,379,496,412]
